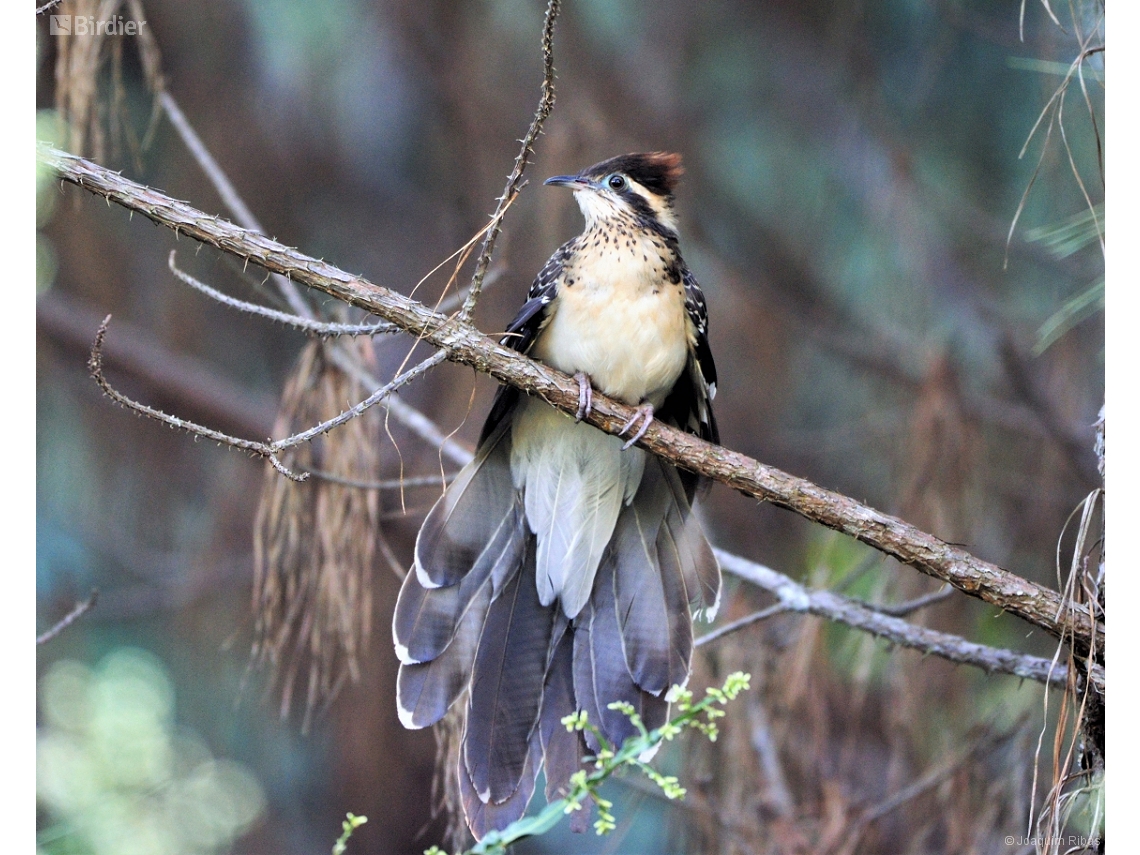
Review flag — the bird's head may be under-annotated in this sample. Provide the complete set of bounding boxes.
[544,152,683,236]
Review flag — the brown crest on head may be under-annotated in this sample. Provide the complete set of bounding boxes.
[582,152,684,198]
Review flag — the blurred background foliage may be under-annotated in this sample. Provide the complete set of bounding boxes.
[37,648,266,855]
[36,0,1103,853]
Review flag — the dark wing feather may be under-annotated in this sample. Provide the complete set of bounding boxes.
[503,239,570,354]
[657,264,718,499]
[396,575,493,729]
[540,624,586,800]
[540,622,592,833]
[396,408,530,729]
[415,419,517,588]
[682,266,718,409]
[611,456,693,697]
[463,542,554,804]
[394,501,525,664]
[459,721,543,840]
[656,463,721,620]
[573,555,668,754]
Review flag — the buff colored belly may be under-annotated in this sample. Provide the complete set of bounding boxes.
[532,275,689,406]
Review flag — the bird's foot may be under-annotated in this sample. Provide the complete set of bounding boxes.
[619,403,655,450]
[573,372,594,422]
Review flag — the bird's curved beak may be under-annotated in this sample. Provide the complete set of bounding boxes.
[544,174,589,189]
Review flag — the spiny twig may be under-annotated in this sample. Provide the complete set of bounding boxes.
[88,313,447,481]
[872,583,954,617]
[459,0,561,320]
[710,550,1103,695]
[161,86,503,474]
[168,251,397,338]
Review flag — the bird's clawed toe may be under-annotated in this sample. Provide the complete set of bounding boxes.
[573,372,594,422]
[619,403,655,449]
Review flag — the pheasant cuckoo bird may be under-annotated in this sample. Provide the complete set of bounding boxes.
[393,152,721,838]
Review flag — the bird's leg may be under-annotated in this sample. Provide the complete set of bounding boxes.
[573,372,594,422]
[619,403,655,450]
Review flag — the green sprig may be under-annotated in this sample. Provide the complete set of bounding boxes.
[333,813,367,855]
[424,672,752,855]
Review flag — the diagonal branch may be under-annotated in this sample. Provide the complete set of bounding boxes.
[38,142,1101,652]
[710,551,1103,695]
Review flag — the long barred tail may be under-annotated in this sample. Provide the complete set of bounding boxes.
[393,417,720,839]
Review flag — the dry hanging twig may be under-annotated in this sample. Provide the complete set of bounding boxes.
[251,339,385,732]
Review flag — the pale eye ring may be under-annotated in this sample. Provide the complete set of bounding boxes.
[607,174,626,190]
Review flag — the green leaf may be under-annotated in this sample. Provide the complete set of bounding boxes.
[1025,204,1104,260]
[1033,279,1104,355]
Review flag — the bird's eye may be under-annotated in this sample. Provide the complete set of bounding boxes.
[607,174,626,190]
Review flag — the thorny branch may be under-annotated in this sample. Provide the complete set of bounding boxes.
[710,551,1102,695]
[871,583,954,617]
[460,0,560,320]
[87,312,448,481]
[168,252,397,338]
[39,143,1102,658]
